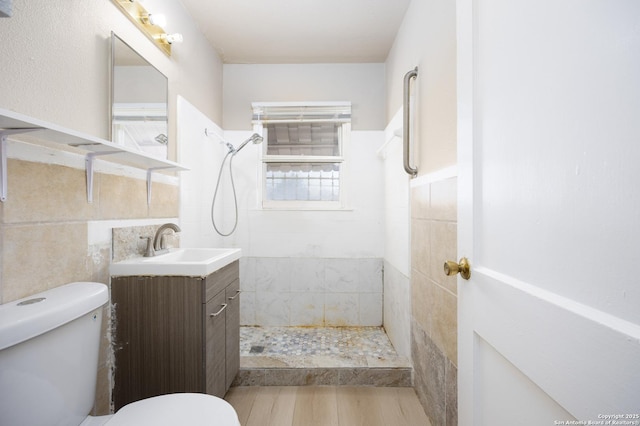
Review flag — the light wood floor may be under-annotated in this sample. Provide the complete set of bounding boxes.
[225,386,432,426]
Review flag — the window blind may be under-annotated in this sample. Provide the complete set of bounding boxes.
[252,102,351,124]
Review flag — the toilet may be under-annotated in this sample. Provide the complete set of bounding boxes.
[0,282,240,426]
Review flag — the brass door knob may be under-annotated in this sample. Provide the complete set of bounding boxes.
[444,258,471,280]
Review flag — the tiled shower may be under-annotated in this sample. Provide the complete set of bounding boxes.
[240,257,382,327]
[177,96,411,381]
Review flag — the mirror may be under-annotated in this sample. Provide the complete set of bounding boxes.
[111,32,168,159]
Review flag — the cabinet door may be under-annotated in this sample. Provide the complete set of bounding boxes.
[205,290,227,398]
[225,279,240,390]
[112,276,203,410]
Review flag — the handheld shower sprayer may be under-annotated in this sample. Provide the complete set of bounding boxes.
[231,133,263,156]
[211,133,263,236]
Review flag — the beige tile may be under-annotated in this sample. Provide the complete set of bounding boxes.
[149,182,179,218]
[339,368,412,386]
[233,369,266,386]
[4,159,95,223]
[300,354,367,368]
[411,182,430,220]
[429,177,457,221]
[265,368,340,386]
[413,276,457,370]
[1,223,90,302]
[446,359,458,423]
[429,220,457,294]
[411,323,447,425]
[97,174,148,219]
[430,280,458,364]
[366,355,412,368]
[97,174,178,219]
[410,218,430,277]
[410,269,432,336]
[241,356,291,368]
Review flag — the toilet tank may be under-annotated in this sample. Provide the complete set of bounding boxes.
[0,282,109,426]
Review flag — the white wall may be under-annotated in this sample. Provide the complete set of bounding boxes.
[385,0,457,174]
[177,96,227,248]
[223,63,386,131]
[224,130,384,257]
[0,0,223,160]
[379,109,411,359]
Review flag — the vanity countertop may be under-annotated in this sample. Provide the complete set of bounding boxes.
[109,248,241,277]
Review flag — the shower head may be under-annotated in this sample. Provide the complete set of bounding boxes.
[251,133,264,144]
[232,133,263,155]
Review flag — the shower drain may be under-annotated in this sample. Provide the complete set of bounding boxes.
[249,345,265,354]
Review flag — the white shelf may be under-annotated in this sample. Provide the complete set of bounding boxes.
[0,108,188,204]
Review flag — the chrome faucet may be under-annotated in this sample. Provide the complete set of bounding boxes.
[152,223,181,255]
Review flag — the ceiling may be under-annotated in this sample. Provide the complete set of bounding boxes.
[178,0,411,64]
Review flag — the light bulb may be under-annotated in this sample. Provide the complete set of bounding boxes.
[164,33,183,44]
[149,13,166,27]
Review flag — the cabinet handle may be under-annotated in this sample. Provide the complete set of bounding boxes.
[209,303,228,317]
[228,290,241,301]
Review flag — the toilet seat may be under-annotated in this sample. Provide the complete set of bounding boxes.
[103,393,240,426]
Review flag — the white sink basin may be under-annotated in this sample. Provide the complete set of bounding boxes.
[110,248,242,277]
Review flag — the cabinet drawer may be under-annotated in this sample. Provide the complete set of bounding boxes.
[204,260,239,302]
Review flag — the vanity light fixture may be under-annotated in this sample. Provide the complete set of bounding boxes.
[112,0,181,56]
[143,13,166,28]
[158,33,183,44]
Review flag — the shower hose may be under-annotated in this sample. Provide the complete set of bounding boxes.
[210,150,239,236]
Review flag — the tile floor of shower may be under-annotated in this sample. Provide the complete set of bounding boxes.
[234,326,412,387]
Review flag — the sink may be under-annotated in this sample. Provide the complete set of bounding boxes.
[110,248,242,277]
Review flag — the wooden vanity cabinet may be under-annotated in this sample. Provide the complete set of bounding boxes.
[111,261,239,410]
[224,281,241,389]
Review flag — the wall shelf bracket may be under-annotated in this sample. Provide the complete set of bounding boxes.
[86,151,123,203]
[0,128,41,202]
[0,108,188,205]
[146,166,175,206]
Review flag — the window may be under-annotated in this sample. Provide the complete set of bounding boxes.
[252,102,350,209]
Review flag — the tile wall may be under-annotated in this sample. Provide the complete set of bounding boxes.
[240,257,383,327]
[411,175,458,426]
[380,119,411,361]
[0,156,179,415]
[383,260,411,359]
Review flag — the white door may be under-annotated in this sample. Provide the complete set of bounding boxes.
[457,1,640,424]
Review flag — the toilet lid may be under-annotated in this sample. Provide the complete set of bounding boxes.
[105,393,240,426]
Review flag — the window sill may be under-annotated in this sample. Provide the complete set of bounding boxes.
[253,206,354,212]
